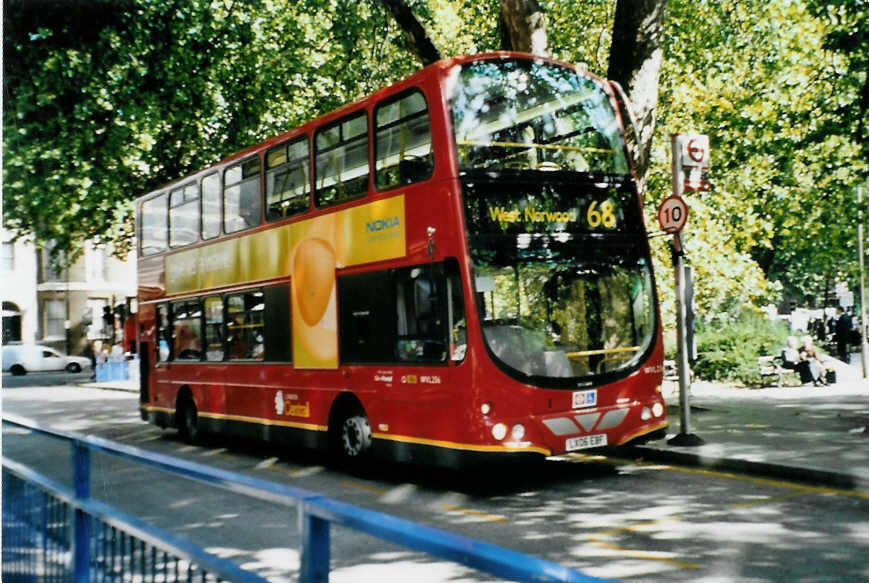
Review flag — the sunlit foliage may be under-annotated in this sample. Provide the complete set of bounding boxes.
[3,0,866,323]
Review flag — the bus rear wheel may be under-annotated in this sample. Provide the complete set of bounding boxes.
[177,395,200,444]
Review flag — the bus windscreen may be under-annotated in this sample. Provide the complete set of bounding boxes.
[449,58,630,175]
[451,59,655,386]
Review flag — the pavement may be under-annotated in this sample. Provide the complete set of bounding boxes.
[632,350,869,491]
[79,352,869,491]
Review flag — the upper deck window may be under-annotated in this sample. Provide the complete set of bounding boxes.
[141,193,168,256]
[375,90,433,190]
[449,59,629,175]
[315,112,369,207]
[224,157,262,234]
[201,173,221,240]
[169,183,199,248]
[266,137,310,220]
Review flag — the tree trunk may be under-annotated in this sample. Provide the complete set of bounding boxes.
[377,0,441,66]
[606,0,667,194]
[499,0,548,56]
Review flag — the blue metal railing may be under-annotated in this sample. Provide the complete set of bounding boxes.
[2,413,614,583]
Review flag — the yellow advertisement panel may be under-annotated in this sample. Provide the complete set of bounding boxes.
[289,196,406,369]
[164,196,407,369]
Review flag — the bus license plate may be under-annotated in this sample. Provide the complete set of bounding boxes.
[566,434,607,451]
[572,389,597,409]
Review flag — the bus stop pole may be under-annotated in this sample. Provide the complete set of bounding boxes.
[674,237,690,433]
[858,185,868,378]
[668,236,702,446]
[668,135,704,447]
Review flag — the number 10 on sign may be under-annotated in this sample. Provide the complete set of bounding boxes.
[657,195,689,234]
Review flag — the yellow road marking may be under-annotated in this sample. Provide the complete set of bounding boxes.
[441,505,509,523]
[339,482,508,523]
[730,491,814,508]
[255,457,279,470]
[654,465,869,502]
[586,539,701,570]
[599,455,869,501]
[340,480,388,495]
[585,518,700,570]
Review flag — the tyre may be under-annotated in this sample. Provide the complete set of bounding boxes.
[340,414,372,459]
[10,364,26,376]
[330,401,372,466]
[66,362,82,373]
[177,395,200,443]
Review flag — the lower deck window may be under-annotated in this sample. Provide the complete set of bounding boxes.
[172,300,203,360]
[338,261,464,365]
[226,291,265,360]
[157,285,291,364]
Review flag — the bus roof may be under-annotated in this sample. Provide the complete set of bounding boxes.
[134,52,601,204]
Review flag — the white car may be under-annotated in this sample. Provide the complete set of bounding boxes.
[2,344,92,375]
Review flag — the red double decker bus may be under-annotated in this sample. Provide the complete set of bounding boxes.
[136,52,668,468]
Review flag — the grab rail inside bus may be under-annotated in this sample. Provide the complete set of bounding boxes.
[1,413,614,583]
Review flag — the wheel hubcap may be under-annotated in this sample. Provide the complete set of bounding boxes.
[342,416,371,457]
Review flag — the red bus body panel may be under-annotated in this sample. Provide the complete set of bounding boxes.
[136,53,667,468]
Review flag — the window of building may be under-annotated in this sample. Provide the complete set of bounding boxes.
[203,296,224,361]
[315,112,369,207]
[1,243,14,271]
[201,173,221,240]
[3,301,22,344]
[226,291,264,360]
[170,182,200,247]
[141,194,168,256]
[224,158,262,234]
[40,246,66,282]
[266,137,310,221]
[85,245,108,282]
[172,299,203,361]
[43,299,66,339]
[86,298,108,340]
[375,90,434,190]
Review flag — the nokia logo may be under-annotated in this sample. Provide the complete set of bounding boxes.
[366,216,401,232]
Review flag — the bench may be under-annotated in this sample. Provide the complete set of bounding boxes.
[757,355,797,387]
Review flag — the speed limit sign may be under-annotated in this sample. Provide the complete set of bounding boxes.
[657,195,689,233]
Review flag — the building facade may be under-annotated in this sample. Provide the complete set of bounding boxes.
[2,232,136,357]
[2,235,38,345]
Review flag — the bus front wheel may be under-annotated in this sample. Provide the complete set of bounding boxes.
[341,414,372,458]
[329,398,372,464]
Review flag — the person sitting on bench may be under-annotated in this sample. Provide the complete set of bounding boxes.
[781,336,815,385]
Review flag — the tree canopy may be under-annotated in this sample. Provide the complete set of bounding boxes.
[3,0,867,320]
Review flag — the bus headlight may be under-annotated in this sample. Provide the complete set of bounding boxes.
[492,423,508,441]
[481,402,492,415]
[641,407,652,421]
[511,424,526,441]
[652,402,664,418]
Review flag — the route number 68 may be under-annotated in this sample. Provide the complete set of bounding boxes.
[587,200,617,229]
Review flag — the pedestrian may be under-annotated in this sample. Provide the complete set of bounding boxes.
[781,336,814,385]
[835,307,852,363]
[799,335,827,386]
